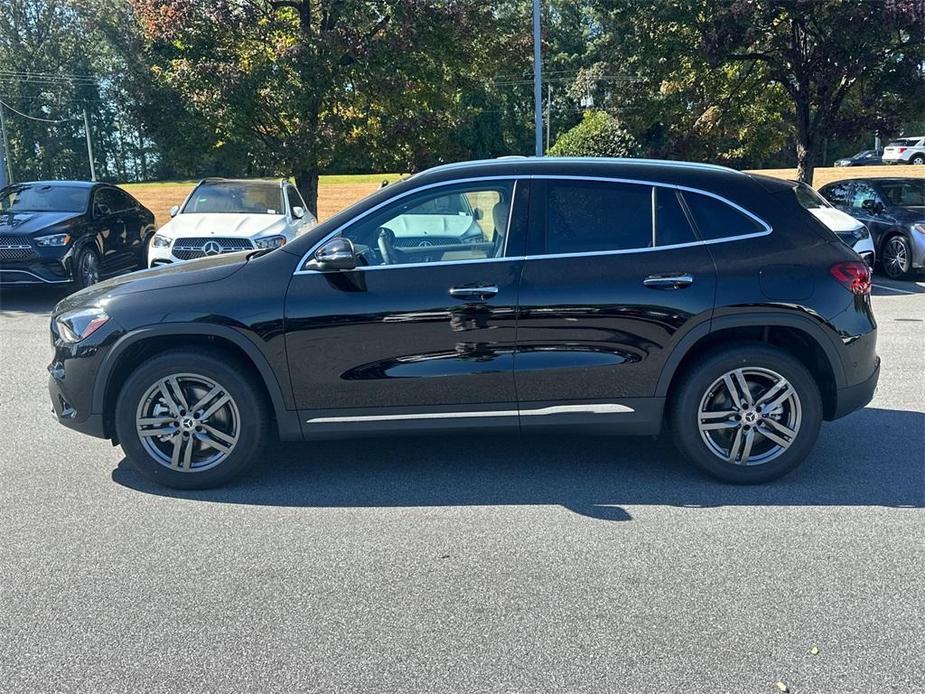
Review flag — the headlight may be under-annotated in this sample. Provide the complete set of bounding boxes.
[856,224,870,239]
[152,233,172,248]
[912,223,925,236]
[254,235,286,249]
[54,307,109,344]
[34,233,71,247]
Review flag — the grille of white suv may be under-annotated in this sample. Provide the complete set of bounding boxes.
[172,237,254,260]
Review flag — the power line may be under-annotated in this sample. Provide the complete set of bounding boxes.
[0,98,76,124]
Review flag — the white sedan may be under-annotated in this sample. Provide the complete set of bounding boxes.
[149,178,317,266]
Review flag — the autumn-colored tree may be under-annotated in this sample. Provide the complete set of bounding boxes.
[132,0,504,214]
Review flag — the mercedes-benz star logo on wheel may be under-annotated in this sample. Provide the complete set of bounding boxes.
[202,240,222,256]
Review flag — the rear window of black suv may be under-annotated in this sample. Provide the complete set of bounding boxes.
[682,191,767,241]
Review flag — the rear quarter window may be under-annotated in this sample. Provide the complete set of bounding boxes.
[682,191,766,241]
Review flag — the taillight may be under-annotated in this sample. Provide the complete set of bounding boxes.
[830,261,871,295]
[898,147,907,154]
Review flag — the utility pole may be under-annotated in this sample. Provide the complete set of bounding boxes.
[82,107,96,181]
[532,0,543,157]
[0,102,12,187]
[545,83,553,152]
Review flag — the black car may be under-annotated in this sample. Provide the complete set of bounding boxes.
[47,158,879,489]
[833,149,883,167]
[818,177,925,279]
[0,181,155,287]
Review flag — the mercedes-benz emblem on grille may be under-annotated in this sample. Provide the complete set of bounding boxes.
[202,240,223,256]
[418,240,434,247]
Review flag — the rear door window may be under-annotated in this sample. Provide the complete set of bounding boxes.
[682,191,766,241]
[546,180,652,254]
[655,187,697,247]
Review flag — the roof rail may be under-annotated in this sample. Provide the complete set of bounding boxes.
[414,157,743,178]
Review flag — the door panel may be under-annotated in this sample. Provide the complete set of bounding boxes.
[285,260,521,418]
[284,178,528,432]
[514,179,717,423]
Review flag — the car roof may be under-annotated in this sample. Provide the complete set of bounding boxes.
[407,156,793,194]
[6,180,97,189]
[198,177,286,186]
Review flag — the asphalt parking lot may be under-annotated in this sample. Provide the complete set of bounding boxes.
[1,277,922,693]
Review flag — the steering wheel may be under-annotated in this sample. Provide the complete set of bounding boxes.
[377,227,396,265]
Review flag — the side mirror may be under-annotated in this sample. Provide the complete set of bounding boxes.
[169,205,179,218]
[472,207,483,221]
[292,206,305,219]
[94,203,111,218]
[314,237,357,271]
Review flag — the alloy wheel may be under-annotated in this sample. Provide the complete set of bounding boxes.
[697,367,802,466]
[80,251,99,286]
[135,373,240,472]
[883,237,909,278]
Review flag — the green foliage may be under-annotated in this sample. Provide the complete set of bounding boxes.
[549,111,640,158]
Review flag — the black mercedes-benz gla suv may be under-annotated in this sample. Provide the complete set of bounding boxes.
[48,158,880,489]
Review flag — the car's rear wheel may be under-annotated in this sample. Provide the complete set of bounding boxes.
[670,343,822,483]
[881,234,912,280]
[115,349,269,489]
[910,153,925,165]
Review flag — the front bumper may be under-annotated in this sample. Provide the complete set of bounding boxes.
[0,253,72,284]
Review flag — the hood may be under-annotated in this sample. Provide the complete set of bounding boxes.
[808,207,864,233]
[159,213,287,239]
[54,252,247,315]
[0,210,83,236]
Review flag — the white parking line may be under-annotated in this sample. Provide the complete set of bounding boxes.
[873,283,920,295]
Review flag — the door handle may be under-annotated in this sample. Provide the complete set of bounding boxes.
[449,285,499,300]
[643,274,693,289]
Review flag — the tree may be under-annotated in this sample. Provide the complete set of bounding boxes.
[132,0,502,214]
[700,0,925,182]
[548,110,640,157]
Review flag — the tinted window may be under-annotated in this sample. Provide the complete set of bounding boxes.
[0,184,89,213]
[93,188,123,216]
[879,181,925,207]
[546,180,652,254]
[338,182,514,267]
[682,192,765,240]
[655,187,697,246]
[821,182,852,206]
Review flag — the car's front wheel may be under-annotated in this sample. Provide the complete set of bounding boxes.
[115,349,269,489]
[670,344,822,483]
[881,234,913,280]
[73,246,100,289]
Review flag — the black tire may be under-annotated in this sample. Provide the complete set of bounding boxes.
[669,343,822,484]
[115,348,269,489]
[73,246,100,289]
[881,234,913,280]
[910,153,925,165]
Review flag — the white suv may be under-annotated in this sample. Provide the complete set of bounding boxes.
[882,136,925,165]
[149,178,317,266]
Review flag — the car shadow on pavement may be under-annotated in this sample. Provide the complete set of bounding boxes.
[0,285,73,316]
[111,406,924,521]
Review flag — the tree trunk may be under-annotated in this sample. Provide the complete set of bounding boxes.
[794,98,815,184]
[294,168,320,218]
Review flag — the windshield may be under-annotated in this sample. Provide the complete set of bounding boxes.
[182,181,284,215]
[879,181,925,207]
[794,182,831,210]
[0,184,89,213]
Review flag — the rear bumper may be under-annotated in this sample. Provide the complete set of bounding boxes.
[831,357,880,420]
